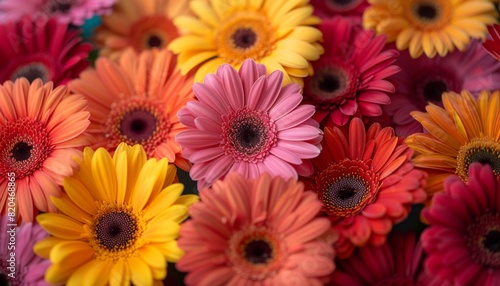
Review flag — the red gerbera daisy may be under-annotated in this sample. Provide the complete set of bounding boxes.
[303,16,400,126]
[304,117,426,258]
[422,163,500,285]
[0,16,91,86]
[483,23,500,60]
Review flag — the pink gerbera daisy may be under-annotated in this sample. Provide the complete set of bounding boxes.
[177,58,323,189]
[176,172,337,285]
[0,215,50,285]
[385,40,500,137]
[302,16,400,126]
[0,0,116,26]
[330,231,423,285]
[0,78,90,222]
[303,117,427,258]
[0,16,92,86]
[310,0,369,23]
[421,163,500,285]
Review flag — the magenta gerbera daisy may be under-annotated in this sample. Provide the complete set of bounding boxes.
[310,0,369,23]
[422,163,500,285]
[177,59,323,189]
[176,172,337,285]
[331,231,423,285]
[0,0,116,26]
[0,16,92,86]
[302,16,400,126]
[385,40,500,137]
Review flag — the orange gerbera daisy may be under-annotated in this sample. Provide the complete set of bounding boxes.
[304,117,427,258]
[0,78,90,222]
[95,0,191,59]
[68,48,194,171]
[406,90,500,205]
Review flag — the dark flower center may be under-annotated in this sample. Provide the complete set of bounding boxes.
[120,109,158,143]
[422,80,447,103]
[232,28,257,49]
[319,74,342,93]
[147,35,163,48]
[457,138,500,181]
[0,273,10,286]
[484,230,500,253]
[232,122,264,152]
[417,4,437,20]
[244,240,273,264]
[328,177,367,210]
[11,63,49,83]
[96,211,137,250]
[330,0,354,5]
[11,142,33,162]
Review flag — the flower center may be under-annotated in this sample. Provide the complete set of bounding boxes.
[128,16,179,52]
[406,0,451,29]
[466,212,500,268]
[10,63,50,83]
[106,97,170,157]
[305,58,360,109]
[215,11,275,65]
[315,159,380,217]
[456,137,500,182]
[221,108,277,163]
[45,0,74,13]
[228,227,286,280]
[414,67,461,108]
[0,118,52,179]
[89,204,144,262]
[327,0,363,11]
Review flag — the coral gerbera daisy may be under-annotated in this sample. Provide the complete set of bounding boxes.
[176,172,337,285]
[0,0,116,26]
[0,16,92,86]
[0,78,90,222]
[303,16,400,126]
[304,117,427,258]
[0,215,50,285]
[385,40,500,137]
[176,59,323,189]
[363,0,498,58]
[421,163,500,285]
[34,143,199,285]
[310,0,369,23]
[95,0,190,59]
[68,48,194,171]
[168,0,324,86]
[330,231,423,285]
[406,90,500,206]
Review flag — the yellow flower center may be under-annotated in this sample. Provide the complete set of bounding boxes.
[404,0,452,30]
[87,203,145,262]
[215,11,275,65]
[128,15,179,52]
[456,137,500,181]
[228,226,286,280]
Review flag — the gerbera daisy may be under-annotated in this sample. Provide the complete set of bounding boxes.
[406,90,500,206]
[0,215,50,285]
[0,0,116,26]
[34,143,199,285]
[0,16,92,86]
[176,172,337,285]
[0,78,90,222]
[483,23,500,60]
[421,163,500,284]
[95,0,190,59]
[385,40,500,137]
[68,48,194,171]
[363,0,498,58]
[304,117,427,258]
[303,16,399,126]
[176,59,323,189]
[310,0,369,23]
[168,0,324,86]
[330,231,423,285]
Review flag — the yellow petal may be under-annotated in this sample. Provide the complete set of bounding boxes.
[109,259,130,286]
[37,213,84,239]
[129,256,153,286]
[92,148,117,202]
[63,177,98,215]
[67,259,113,286]
[51,194,91,223]
[50,241,94,266]
[144,184,184,221]
[139,245,167,269]
[34,237,66,259]
[143,220,181,242]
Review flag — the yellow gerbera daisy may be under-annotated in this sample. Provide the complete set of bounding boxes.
[363,0,498,58]
[34,143,198,286]
[168,0,324,86]
[95,0,191,59]
[406,90,500,205]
